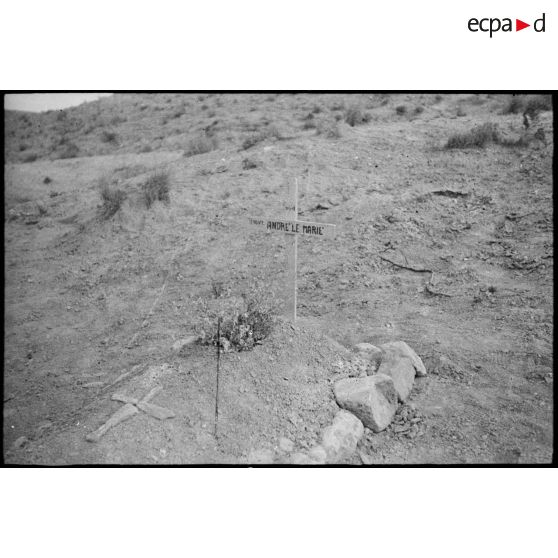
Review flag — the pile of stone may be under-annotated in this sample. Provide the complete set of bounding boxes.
[248,340,427,465]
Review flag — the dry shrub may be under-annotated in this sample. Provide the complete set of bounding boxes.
[445,123,500,149]
[100,130,118,144]
[302,115,317,130]
[141,171,170,208]
[524,95,552,118]
[503,95,527,114]
[22,152,38,163]
[396,105,407,115]
[185,132,218,156]
[316,118,341,138]
[242,157,258,170]
[194,281,279,351]
[345,105,371,126]
[100,182,127,219]
[503,94,551,117]
[241,125,282,150]
[57,142,79,159]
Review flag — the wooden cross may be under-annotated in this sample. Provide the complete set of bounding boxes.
[248,178,336,322]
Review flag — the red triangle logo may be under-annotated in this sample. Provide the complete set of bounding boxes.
[516,19,530,31]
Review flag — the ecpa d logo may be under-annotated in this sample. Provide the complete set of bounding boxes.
[468,13,546,37]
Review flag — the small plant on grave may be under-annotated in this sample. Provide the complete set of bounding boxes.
[141,170,170,208]
[194,281,280,351]
[395,105,407,115]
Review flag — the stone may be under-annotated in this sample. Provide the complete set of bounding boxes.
[307,445,327,464]
[321,410,364,463]
[14,436,28,449]
[354,343,383,374]
[377,354,415,402]
[290,452,315,465]
[380,341,427,377]
[248,448,275,464]
[354,342,382,355]
[333,375,398,432]
[172,336,198,353]
[358,450,374,465]
[278,437,295,453]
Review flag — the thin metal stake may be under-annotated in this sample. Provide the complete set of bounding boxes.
[214,317,221,438]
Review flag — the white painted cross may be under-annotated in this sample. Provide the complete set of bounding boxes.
[248,178,336,322]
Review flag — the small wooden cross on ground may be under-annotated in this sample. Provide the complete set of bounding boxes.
[249,178,336,322]
[86,385,175,442]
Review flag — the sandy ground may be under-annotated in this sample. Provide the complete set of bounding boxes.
[3,93,553,464]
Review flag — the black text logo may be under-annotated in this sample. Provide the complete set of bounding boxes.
[468,13,546,37]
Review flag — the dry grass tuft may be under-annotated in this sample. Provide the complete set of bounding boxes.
[141,171,170,208]
[100,182,127,219]
[445,123,500,149]
[184,133,218,156]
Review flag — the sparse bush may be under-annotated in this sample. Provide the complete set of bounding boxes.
[445,123,500,149]
[100,130,118,144]
[312,105,322,114]
[141,171,170,208]
[524,95,552,118]
[345,105,371,126]
[110,115,126,125]
[414,106,424,115]
[184,133,218,156]
[303,118,317,130]
[497,135,529,148]
[503,95,526,114]
[22,152,38,163]
[138,143,153,153]
[395,105,407,115]
[456,107,466,117]
[100,182,127,219]
[242,134,260,150]
[316,118,341,138]
[195,281,279,351]
[43,176,52,184]
[242,157,258,170]
[265,124,282,140]
[241,125,281,150]
[58,142,79,159]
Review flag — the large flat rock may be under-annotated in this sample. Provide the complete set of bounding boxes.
[333,375,398,432]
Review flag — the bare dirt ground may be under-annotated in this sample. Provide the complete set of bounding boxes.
[3,93,554,464]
